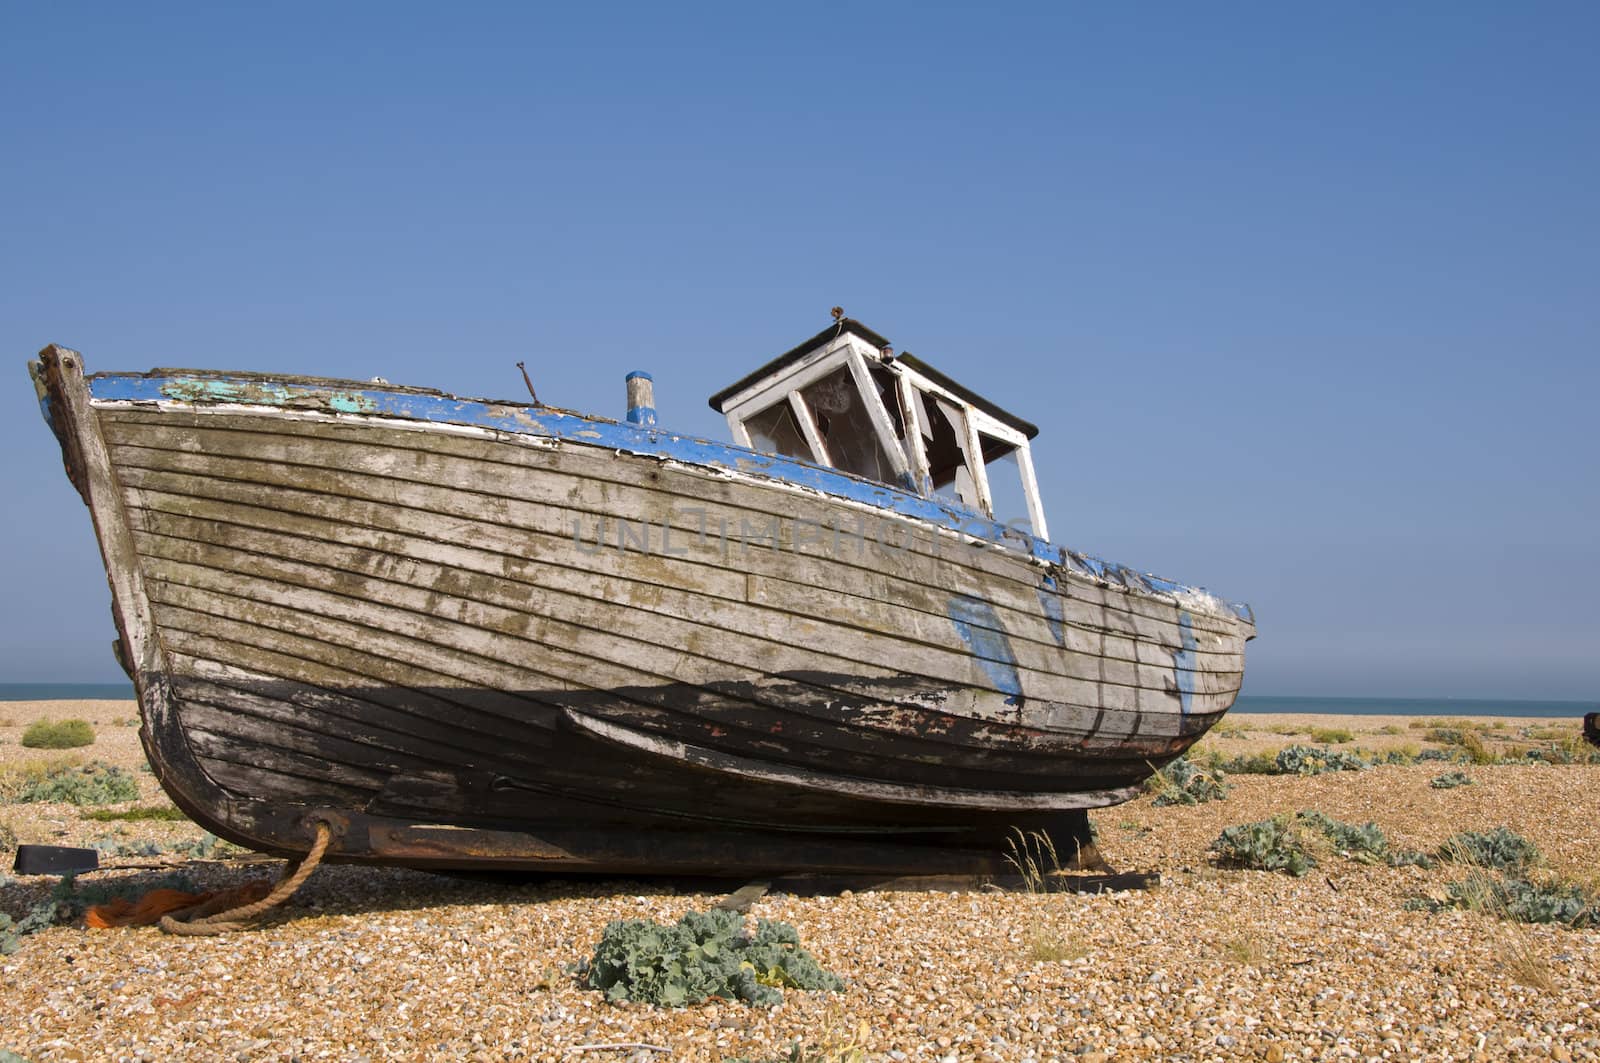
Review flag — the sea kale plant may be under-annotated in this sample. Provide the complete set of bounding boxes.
[1438,827,1542,871]
[1212,810,1399,876]
[1211,815,1314,876]
[586,908,842,1007]
[1274,745,1368,776]
[17,762,139,806]
[1149,757,1231,806]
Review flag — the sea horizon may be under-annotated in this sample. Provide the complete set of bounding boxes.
[0,682,1591,717]
[1232,694,1595,717]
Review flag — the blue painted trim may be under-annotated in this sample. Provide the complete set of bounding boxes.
[86,371,1254,622]
[1173,611,1198,717]
[626,403,658,427]
[946,595,1023,704]
[625,371,653,382]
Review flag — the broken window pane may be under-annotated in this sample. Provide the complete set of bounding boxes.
[743,400,812,462]
[801,367,893,483]
[983,444,1032,535]
[915,392,982,510]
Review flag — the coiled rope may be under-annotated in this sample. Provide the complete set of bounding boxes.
[159,820,333,936]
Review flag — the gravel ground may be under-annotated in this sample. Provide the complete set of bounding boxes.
[3,702,1597,1062]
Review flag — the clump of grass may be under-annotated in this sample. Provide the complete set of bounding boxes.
[1218,933,1268,965]
[1147,757,1231,806]
[1523,738,1600,765]
[20,718,95,749]
[90,832,228,860]
[0,819,15,852]
[1308,726,1353,744]
[1407,827,1596,993]
[1430,770,1474,789]
[1004,828,1062,893]
[1441,873,1600,928]
[1202,749,1280,775]
[1376,724,1404,735]
[15,761,139,806]
[81,805,186,823]
[1209,719,1249,738]
[1025,927,1089,962]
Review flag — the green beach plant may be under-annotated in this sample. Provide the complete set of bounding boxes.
[1211,815,1313,876]
[1430,770,1474,789]
[1275,745,1367,775]
[1213,811,1403,875]
[1438,827,1541,871]
[585,908,842,1007]
[1295,810,1389,864]
[20,718,95,750]
[16,761,139,806]
[1147,757,1231,806]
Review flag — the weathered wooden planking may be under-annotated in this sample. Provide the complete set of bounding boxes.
[105,430,1236,668]
[99,411,1252,643]
[106,422,1241,681]
[126,504,1243,705]
[122,467,1245,680]
[143,549,1238,770]
[163,621,1180,789]
[134,523,1240,735]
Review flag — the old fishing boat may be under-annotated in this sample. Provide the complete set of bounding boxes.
[29,317,1254,877]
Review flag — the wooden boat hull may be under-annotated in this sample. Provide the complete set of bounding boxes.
[30,347,1254,876]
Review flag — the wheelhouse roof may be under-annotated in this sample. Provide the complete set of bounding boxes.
[708,318,1039,440]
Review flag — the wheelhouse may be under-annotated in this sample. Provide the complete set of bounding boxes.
[709,319,1050,540]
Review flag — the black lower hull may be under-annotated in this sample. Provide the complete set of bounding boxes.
[141,669,1210,876]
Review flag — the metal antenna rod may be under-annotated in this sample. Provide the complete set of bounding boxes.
[515,361,539,405]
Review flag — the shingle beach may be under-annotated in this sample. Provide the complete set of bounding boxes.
[3,701,1597,1062]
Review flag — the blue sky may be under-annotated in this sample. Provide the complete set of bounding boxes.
[2,3,1595,699]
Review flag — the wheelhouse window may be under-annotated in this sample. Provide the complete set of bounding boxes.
[743,400,811,462]
[713,320,1050,543]
[799,367,895,483]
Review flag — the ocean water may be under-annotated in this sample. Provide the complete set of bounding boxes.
[1234,695,1595,718]
[0,683,135,701]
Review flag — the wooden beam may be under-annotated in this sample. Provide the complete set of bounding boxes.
[787,392,832,467]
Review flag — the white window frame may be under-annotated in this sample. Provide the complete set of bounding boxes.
[721,338,1049,541]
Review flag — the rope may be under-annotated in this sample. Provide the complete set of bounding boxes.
[159,821,333,936]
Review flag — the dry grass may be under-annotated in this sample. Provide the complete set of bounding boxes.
[1025,926,1089,963]
[1003,828,1062,894]
[1438,836,1557,993]
[1218,932,1270,966]
[0,754,86,802]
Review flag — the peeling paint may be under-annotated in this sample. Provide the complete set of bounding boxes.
[946,595,1023,706]
[1173,611,1198,717]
